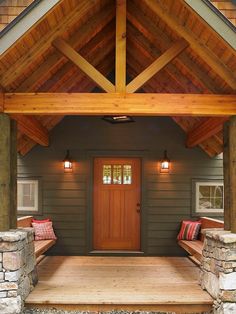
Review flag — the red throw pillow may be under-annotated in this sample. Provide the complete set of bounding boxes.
[32,218,51,223]
[177,220,201,241]
[32,221,57,241]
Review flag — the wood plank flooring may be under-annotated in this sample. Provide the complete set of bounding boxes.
[25,256,213,313]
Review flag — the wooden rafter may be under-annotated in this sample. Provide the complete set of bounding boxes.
[186,117,228,148]
[127,24,195,93]
[15,5,115,92]
[143,0,236,90]
[126,39,189,93]
[11,115,49,146]
[0,0,97,89]
[127,2,224,93]
[3,93,236,116]
[116,0,126,93]
[52,38,115,93]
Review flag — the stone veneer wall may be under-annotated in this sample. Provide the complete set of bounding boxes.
[0,228,38,314]
[200,230,236,314]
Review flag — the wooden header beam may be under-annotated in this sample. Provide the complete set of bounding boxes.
[3,93,236,116]
[116,0,126,93]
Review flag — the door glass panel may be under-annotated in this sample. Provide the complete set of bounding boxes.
[123,165,132,184]
[113,165,122,184]
[103,165,112,184]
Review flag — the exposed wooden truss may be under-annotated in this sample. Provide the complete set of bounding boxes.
[186,117,229,148]
[11,115,49,147]
[53,38,115,93]
[143,0,236,90]
[115,0,126,93]
[0,0,235,156]
[2,93,236,116]
[126,39,189,93]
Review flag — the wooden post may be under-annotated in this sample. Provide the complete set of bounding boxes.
[10,119,17,229]
[0,114,17,231]
[223,121,231,230]
[229,116,236,233]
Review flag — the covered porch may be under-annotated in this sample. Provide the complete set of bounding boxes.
[0,0,236,313]
[25,256,213,313]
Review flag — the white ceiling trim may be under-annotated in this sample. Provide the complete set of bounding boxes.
[184,0,236,51]
[0,0,61,56]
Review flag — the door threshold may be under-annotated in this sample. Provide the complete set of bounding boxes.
[89,250,144,255]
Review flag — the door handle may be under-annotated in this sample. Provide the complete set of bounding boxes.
[136,203,141,213]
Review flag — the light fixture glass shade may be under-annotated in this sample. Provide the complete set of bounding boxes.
[160,150,170,173]
[63,150,73,172]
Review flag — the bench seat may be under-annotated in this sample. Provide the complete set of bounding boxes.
[178,240,203,265]
[34,239,56,258]
[17,216,56,264]
[178,217,224,266]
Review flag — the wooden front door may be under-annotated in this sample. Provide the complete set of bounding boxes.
[93,157,141,250]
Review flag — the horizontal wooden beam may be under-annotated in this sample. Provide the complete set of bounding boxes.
[186,117,228,147]
[52,38,115,93]
[3,93,236,116]
[11,115,49,146]
[126,39,189,93]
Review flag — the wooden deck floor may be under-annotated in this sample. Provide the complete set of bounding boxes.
[25,256,213,313]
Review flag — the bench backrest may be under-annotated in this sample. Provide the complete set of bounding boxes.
[199,216,224,241]
[17,216,33,228]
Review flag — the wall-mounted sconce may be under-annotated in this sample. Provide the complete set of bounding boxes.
[160,150,170,173]
[63,150,73,172]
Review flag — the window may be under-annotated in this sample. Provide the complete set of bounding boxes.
[17,178,41,213]
[103,164,132,185]
[192,179,224,215]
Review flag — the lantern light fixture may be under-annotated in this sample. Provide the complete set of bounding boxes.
[63,150,73,172]
[160,150,170,173]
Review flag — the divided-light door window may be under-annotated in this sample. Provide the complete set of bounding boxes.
[103,164,132,185]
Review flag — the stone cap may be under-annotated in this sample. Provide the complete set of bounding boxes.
[204,229,236,243]
[0,228,34,242]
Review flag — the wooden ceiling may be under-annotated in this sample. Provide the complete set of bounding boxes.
[0,0,236,157]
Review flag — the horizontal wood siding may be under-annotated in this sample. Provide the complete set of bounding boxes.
[18,117,223,256]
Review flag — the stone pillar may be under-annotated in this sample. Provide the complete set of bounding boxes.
[200,230,236,314]
[0,228,38,314]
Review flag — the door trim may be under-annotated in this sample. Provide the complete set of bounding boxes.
[86,150,148,256]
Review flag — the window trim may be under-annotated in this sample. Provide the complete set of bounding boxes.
[192,179,224,217]
[17,177,42,215]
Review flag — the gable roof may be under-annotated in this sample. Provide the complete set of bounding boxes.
[210,0,236,26]
[0,0,34,32]
[0,0,236,157]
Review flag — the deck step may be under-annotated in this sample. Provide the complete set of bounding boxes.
[25,303,213,313]
[25,256,213,314]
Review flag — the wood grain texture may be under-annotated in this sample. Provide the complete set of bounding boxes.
[52,38,115,93]
[25,256,213,311]
[223,121,231,230]
[0,114,13,230]
[229,116,236,232]
[93,158,140,250]
[126,39,189,93]
[143,0,236,90]
[4,93,236,116]
[115,0,126,93]
[11,115,49,146]
[186,117,229,148]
